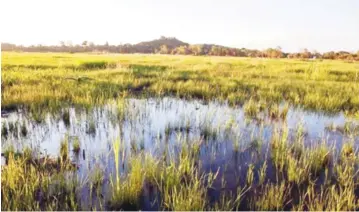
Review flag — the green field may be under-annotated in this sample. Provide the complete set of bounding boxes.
[1,52,359,211]
[2,52,359,114]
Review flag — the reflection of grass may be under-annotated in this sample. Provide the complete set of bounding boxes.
[62,110,70,127]
[20,121,28,137]
[2,123,9,139]
[87,120,96,134]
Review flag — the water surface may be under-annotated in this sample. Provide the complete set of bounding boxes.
[1,97,358,210]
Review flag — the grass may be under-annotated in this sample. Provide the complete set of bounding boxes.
[72,137,80,153]
[244,99,259,118]
[268,103,289,120]
[60,135,69,162]
[1,147,79,210]
[2,52,359,115]
[252,181,290,211]
[1,129,358,210]
[109,156,145,210]
[1,52,359,211]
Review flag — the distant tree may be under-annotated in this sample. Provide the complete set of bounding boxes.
[189,45,203,56]
[275,47,283,58]
[344,54,354,61]
[172,45,191,55]
[221,47,229,56]
[300,48,312,59]
[264,48,283,58]
[1,37,356,61]
[312,50,322,59]
[209,46,219,56]
[158,45,169,54]
[287,53,294,59]
[323,51,335,60]
[1,43,17,51]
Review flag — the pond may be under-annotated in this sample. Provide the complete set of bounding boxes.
[1,97,358,210]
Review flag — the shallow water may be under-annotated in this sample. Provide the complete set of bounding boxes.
[1,97,358,210]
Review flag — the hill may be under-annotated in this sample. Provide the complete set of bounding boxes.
[134,36,189,53]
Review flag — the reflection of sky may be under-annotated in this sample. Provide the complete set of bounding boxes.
[2,97,359,210]
[2,97,358,171]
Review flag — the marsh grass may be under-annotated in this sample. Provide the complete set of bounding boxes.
[213,186,248,211]
[78,61,115,70]
[2,53,359,115]
[244,99,259,118]
[109,138,146,210]
[154,146,213,211]
[72,137,80,153]
[341,142,355,158]
[1,147,79,210]
[116,98,127,121]
[1,52,359,211]
[1,130,359,211]
[109,156,145,210]
[60,136,69,162]
[252,181,291,211]
[268,103,289,120]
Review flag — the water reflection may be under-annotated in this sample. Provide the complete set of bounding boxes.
[1,97,358,210]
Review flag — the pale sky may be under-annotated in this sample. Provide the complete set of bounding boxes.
[1,0,358,52]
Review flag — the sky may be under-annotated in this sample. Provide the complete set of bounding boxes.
[1,0,358,52]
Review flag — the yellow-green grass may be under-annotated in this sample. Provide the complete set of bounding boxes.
[1,52,359,210]
[2,52,359,115]
[2,132,358,211]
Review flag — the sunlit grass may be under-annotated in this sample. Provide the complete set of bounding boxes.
[2,52,359,114]
[1,52,359,211]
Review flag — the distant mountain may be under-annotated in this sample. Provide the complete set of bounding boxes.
[136,36,188,48]
[133,36,189,53]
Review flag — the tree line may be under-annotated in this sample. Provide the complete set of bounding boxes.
[2,37,358,61]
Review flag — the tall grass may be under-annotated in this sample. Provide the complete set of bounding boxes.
[2,52,359,115]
